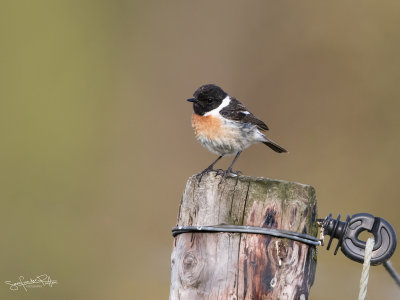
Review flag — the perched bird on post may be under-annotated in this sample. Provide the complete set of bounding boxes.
[187,84,288,182]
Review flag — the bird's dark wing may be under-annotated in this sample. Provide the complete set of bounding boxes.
[220,98,269,131]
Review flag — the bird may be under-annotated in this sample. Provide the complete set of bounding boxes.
[187,84,288,183]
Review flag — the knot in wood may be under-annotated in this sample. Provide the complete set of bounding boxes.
[179,250,204,287]
[183,252,198,270]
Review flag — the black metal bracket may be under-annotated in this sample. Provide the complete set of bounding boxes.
[318,213,397,265]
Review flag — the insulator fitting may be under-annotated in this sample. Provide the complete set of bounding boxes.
[318,213,397,265]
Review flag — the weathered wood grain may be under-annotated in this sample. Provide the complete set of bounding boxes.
[170,172,318,300]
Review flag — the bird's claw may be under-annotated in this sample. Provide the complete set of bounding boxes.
[196,167,214,185]
[196,165,242,186]
[230,170,242,176]
[218,169,242,185]
[214,169,224,176]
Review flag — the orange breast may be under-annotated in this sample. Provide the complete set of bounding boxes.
[191,113,222,139]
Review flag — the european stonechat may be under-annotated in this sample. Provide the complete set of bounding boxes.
[187,84,288,182]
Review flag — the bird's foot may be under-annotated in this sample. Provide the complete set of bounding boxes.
[196,167,215,185]
[214,169,225,176]
[218,169,242,184]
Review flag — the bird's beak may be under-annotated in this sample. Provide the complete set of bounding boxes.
[187,98,196,102]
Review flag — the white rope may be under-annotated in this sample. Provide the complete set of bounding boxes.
[358,237,375,300]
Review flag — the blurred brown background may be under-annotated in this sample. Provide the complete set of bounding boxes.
[1,0,400,299]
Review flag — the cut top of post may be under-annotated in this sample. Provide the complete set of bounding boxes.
[177,172,318,238]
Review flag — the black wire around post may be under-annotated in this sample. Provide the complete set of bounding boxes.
[172,224,321,246]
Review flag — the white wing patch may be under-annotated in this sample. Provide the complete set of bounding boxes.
[203,96,231,117]
[242,111,250,115]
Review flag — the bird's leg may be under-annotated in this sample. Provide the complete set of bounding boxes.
[220,151,242,182]
[196,155,223,184]
[226,151,242,174]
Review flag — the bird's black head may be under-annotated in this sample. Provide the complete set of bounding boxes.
[187,84,228,115]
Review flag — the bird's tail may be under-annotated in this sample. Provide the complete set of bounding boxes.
[262,139,288,153]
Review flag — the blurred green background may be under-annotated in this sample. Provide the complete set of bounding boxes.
[1,1,399,299]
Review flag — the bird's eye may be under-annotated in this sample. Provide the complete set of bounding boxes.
[207,99,213,103]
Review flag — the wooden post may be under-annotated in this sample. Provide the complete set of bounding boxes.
[170,172,318,300]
